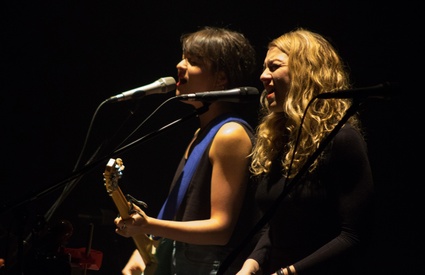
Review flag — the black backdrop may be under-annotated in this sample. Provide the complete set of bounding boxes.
[1,1,421,274]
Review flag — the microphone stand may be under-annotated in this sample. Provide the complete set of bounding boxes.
[217,98,363,274]
[1,102,210,274]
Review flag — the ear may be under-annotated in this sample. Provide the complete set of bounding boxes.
[215,71,228,89]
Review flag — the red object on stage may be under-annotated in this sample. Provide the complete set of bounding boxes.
[64,247,103,270]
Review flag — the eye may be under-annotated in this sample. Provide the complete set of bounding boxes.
[187,58,198,66]
[186,55,201,66]
[265,63,281,73]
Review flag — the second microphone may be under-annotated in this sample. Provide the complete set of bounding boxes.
[176,87,260,103]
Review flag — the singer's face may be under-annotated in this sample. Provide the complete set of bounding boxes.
[176,54,218,97]
[260,47,290,113]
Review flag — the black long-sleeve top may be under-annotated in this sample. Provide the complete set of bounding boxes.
[248,123,374,275]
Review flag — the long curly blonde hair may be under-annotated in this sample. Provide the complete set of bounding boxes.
[250,28,361,179]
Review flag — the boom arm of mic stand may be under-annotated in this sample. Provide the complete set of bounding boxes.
[216,100,362,274]
[112,103,209,156]
[0,104,210,216]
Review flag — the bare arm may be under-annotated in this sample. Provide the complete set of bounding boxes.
[121,249,144,275]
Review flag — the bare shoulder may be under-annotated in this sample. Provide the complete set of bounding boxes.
[217,121,250,139]
[211,122,252,153]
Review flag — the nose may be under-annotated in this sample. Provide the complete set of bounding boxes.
[176,59,187,69]
[176,59,187,78]
[260,68,272,84]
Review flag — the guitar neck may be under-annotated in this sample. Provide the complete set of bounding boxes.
[110,188,157,267]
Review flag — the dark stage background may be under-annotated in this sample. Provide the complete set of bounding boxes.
[1,1,421,274]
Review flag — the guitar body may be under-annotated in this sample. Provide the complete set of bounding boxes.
[104,158,158,275]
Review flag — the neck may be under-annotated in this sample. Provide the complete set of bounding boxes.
[198,102,235,129]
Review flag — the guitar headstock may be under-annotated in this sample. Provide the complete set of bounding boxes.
[103,158,125,194]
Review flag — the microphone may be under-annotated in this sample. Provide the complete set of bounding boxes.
[316,82,397,99]
[176,87,260,103]
[107,76,176,102]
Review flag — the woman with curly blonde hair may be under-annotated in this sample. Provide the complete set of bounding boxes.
[237,28,374,275]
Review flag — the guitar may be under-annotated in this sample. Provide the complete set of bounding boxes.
[103,158,157,275]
